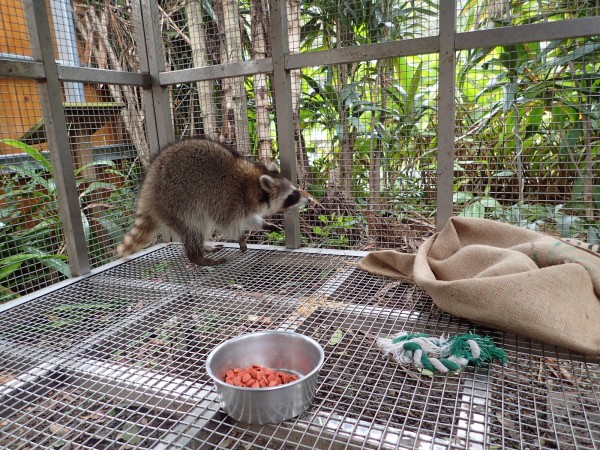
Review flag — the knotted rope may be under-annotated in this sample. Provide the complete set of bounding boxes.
[378,332,507,374]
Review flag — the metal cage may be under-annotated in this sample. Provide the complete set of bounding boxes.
[1,1,599,448]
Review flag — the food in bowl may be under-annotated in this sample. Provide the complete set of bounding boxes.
[206,331,324,424]
[224,364,300,388]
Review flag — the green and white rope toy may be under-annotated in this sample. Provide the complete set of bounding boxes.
[378,332,507,374]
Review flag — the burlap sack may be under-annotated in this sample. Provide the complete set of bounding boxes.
[358,217,600,356]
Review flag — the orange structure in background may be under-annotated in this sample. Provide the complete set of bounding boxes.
[0,0,124,159]
[1,1,134,235]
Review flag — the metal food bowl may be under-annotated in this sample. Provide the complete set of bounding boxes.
[206,331,324,424]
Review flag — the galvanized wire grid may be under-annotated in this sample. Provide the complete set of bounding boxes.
[61,81,142,270]
[163,2,261,156]
[161,0,257,72]
[453,39,600,241]
[52,0,139,73]
[457,0,600,32]
[0,1,31,58]
[297,57,439,250]
[1,245,598,449]
[169,77,259,159]
[294,0,439,49]
[0,78,65,302]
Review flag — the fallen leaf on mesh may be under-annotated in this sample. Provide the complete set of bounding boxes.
[49,423,70,435]
[247,315,272,324]
[0,373,16,383]
[544,357,575,385]
[82,410,109,422]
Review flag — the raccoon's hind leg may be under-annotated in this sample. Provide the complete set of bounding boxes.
[116,212,158,258]
[184,234,226,266]
[168,220,226,266]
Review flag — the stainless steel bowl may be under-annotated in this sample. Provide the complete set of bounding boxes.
[206,331,324,424]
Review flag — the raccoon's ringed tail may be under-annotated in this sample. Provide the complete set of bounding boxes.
[117,213,157,257]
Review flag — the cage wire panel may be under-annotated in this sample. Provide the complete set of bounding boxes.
[0,244,599,449]
[1,0,599,295]
[1,0,600,449]
[453,36,600,240]
[0,76,64,300]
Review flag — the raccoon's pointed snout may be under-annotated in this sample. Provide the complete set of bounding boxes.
[297,189,321,209]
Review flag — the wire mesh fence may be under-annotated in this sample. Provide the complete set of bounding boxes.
[0,1,147,301]
[71,0,140,73]
[0,77,67,302]
[60,81,143,268]
[457,0,600,32]
[454,37,600,240]
[296,57,439,250]
[0,1,31,59]
[0,0,597,333]
[295,0,439,51]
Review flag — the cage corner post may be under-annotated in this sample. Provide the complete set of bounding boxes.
[436,0,457,231]
[134,0,175,154]
[134,0,179,243]
[270,0,301,249]
[23,0,91,277]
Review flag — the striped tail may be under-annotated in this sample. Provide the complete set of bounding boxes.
[116,211,158,258]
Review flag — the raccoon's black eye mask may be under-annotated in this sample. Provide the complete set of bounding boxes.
[283,190,301,208]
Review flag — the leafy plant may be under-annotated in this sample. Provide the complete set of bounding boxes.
[455,2,600,230]
[311,213,364,248]
[263,230,286,245]
[0,140,138,302]
[455,191,598,239]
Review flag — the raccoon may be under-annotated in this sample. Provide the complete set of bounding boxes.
[116,139,306,266]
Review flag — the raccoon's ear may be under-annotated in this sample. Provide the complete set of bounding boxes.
[259,174,276,193]
[266,161,279,172]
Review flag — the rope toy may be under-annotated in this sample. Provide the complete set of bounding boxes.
[378,332,507,375]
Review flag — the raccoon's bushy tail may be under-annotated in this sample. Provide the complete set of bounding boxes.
[116,211,158,258]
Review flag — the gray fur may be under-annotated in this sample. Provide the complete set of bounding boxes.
[116,139,305,265]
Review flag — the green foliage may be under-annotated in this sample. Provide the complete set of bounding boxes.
[452,3,600,242]
[455,191,598,239]
[167,0,599,246]
[263,230,286,246]
[311,213,363,248]
[0,140,138,303]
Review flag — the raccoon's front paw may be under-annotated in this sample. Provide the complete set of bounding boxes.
[238,240,248,252]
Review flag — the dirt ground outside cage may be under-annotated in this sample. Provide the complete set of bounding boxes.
[1,0,600,448]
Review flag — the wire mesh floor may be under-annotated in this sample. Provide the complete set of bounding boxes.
[0,244,599,449]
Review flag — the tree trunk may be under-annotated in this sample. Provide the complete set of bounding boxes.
[221,0,250,154]
[582,115,595,222]
[250,0,271,162]
[185,0,219,140]
[287,0,310,187]
[370,60,390,208]
[338,64,355,198]
[74,3,150,167]
[577,65,596,226]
